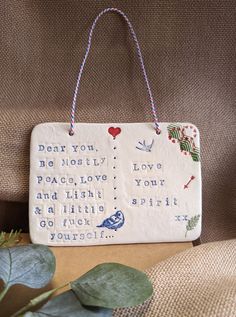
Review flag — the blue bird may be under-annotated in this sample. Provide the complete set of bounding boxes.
[97,210,125,231]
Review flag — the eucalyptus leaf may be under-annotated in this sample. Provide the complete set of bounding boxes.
[10,284,68,317]
[0,244,55,289]
[71,263,153,309]
[22,290,112,317]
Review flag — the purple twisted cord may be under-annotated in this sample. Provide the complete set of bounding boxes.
[69,7,160,135]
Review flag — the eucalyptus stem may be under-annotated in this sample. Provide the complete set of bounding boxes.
[10,283,69,317]
[0,285,10,302]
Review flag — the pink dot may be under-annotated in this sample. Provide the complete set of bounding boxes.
[172,140,175,143]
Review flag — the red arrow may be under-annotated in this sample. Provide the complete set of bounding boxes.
[184,175,195,189]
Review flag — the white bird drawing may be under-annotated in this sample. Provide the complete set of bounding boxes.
[136,139,154,152]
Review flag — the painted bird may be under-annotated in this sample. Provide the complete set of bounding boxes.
[97,210,125,231]
[136,139,154,152]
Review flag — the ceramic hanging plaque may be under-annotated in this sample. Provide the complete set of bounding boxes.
[29,121,201,245]
[29,8,201,246]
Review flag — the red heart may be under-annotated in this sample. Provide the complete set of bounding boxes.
[108,127,121,138]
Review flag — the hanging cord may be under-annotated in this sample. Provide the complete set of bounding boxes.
[69,7,160,135]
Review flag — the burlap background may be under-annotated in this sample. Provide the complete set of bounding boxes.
[113,239,236,317]
[0,1,235,242]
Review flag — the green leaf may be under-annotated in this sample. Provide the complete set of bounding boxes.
[180,140,192,152]
[22,290,112,317]
[10,284,68,317]
[186,215,200,231]
[190,149,200,162]
[71,263,153,309]
[185,214,201,237]
[0,244,55,289]
[168,125,181,140]
[0,230,22,248]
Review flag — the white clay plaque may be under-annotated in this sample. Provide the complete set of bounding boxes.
[29,122,201,246]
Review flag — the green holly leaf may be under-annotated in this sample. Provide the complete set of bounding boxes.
[167,125,181,139]
[180,139,192,152]
[71,263,153,309]
[190,148,200,162]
